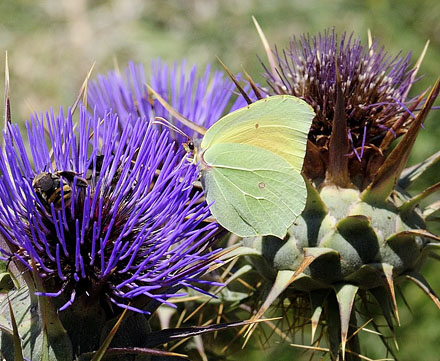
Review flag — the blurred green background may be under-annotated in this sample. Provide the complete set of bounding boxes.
[1,1,439,360]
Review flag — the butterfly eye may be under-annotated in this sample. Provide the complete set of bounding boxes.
[187,141,195,151]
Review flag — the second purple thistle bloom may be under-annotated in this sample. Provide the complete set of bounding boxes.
[88,60,249,143]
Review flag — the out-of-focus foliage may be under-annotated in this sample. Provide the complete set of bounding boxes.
[0,1,439,360]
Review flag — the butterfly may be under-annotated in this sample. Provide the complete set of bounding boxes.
[148,86,315,238]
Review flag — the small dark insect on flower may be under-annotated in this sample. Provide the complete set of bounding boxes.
[32,171,88,211]
[0,106,222,314]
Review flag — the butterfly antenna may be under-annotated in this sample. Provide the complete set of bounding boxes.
[153,116,191,139]
[216,56,252,105]
[241,65,263,100]
[252,16,282,90]
[146,84,207,136]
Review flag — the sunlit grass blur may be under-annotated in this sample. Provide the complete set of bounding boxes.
[1,1,439,360]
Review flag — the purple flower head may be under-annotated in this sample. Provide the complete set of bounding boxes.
[88,60,248,143]
[264,29,417,146]
[0,107,221,314]
[262,29,421,185]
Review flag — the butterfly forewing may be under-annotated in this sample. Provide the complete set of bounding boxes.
[200,95,315,173]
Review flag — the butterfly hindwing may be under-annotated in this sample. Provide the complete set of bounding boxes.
[202,143,306,238]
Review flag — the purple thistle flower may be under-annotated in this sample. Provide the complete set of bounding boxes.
[0,106,221,314]
[88,60,248,143]
[265,29,415,131]
[262,29,420,186]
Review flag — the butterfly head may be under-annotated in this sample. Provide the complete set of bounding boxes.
[183,139,202,165]
[152,117,204,165]
[183,140,195,153]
